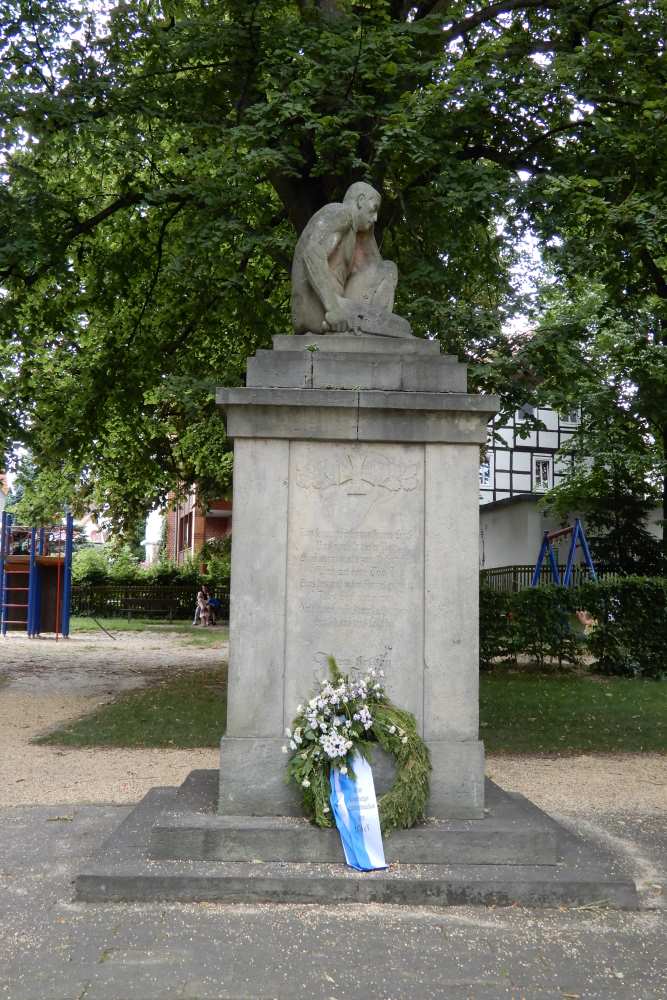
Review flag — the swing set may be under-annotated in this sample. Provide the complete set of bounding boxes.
[0,511,74,638]
[531,518,597,588]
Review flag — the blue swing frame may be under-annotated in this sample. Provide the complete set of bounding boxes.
[531,518,597,588]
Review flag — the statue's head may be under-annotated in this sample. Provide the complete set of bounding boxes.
[344,182,381,232]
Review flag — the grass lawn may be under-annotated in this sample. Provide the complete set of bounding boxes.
[36,666,667,753]
[481,673,667,753]
[35,668,227,748]
[70,616,228,647]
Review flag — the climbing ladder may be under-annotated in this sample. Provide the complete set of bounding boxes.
[0,511,74,638]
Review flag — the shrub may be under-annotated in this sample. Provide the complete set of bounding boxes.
[74,543,145,585]
[144,554,200,587]
[480,577,667,678]
[479,588,512,668]
[479,584,583,669]
[72,546,111,584]
[200,536,232,589]
[107,544,141,583]
[143,558,183,585]
[575,577,667,679]
[508,586,582,669]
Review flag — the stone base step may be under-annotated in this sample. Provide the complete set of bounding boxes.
[74,774,640,910]
[150,772,558,866]
[77,857,638,909]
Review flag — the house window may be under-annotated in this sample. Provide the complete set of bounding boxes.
[179,512,193,550]
[533,455,552,493]
[479,458,492,488]
[559,407,580,426]
[517,403,536,422]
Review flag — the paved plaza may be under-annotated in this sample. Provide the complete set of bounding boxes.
[0,631,665,998]
[0,802,665,999]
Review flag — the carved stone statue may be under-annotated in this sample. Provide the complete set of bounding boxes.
[291,182,412,338]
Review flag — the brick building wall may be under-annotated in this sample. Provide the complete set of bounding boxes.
[165,491,232,564]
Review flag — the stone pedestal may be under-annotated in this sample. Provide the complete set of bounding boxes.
[73,335,638,911]
[217,334,498,819]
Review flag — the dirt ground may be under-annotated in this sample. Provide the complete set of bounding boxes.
[0,630,222,806]
[0,629,665,813]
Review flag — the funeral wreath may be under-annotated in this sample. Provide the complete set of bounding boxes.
[284,657,431,834]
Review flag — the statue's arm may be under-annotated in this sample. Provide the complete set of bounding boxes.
[301,209,350,313]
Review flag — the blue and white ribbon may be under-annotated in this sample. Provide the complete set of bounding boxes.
[330,751,387,871]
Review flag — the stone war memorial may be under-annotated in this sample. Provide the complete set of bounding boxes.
[78,184,638,908]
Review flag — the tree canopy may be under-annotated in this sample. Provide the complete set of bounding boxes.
[0,0,665,536]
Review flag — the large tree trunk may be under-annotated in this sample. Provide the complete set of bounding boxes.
[662,425,667,569]
[270,171,358,236]
[661,319,667,570]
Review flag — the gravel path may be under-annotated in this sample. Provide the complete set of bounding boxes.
[487,754,666,816]
[0,629,664,812]
[0,630,222,806]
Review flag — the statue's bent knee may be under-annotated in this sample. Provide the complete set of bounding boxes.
[345,260,397,306]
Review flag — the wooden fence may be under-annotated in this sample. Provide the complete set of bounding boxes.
[71,584,230,621]
[71,568,600,615]
[480,564,599,592]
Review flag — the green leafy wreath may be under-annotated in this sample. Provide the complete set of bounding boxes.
[284,657,431,834]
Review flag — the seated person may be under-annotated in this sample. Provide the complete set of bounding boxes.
[207,596,222,625]
[194,585,210,626]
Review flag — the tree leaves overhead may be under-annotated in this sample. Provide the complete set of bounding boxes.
[0,0,664,531]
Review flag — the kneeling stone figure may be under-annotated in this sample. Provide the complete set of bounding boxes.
[290,182,412,339]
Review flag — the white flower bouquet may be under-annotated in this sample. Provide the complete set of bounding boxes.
[284,656,431,833]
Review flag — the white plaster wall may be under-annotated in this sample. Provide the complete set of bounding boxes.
[479,499,579,568]
[480,499,665,569]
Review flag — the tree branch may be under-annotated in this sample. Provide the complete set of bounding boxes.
[344,23,364,102]
[22,12,57,96]
[522,119,593,152]
[1,190,196,288]
[315,0,345,13]
[413,0,452,19]
[133,60,236,82]
[500,35,579,58]
[455,143,534,171]
[453,118,593,172]
[389,0,427,17]
[66,192,144,240]
[235,0,263,124]
[587,0,622,27]
[126,203,185,348]
[437,0,566,43]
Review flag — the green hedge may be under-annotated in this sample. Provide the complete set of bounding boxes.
[576,577,667,680]
[480,585,581,670]
[508,586,582,669]
[72,547,230,590]
[480,577,667,679]
[479,588,512,668]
